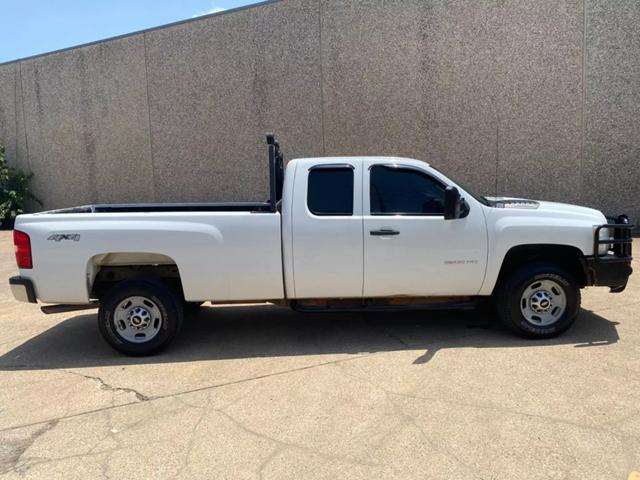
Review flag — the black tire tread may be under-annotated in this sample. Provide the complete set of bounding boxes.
[98,278,184,356]
[496,262,581,339]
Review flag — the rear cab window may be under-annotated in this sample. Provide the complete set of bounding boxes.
[307,166,354,216]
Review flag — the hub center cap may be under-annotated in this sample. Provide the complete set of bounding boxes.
[128,306,151,330]
[530,290,553,313]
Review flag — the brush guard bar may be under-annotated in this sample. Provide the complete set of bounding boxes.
[585,215,634,292]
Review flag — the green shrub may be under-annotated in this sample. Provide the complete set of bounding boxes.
[0,143,41,227]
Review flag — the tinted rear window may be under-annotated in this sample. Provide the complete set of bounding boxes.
[307,168,354,216]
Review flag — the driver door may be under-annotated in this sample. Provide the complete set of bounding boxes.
[362,161,487,297]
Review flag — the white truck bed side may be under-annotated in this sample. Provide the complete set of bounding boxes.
[14,211,284,304]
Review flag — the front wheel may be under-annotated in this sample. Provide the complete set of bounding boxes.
[496,262,581,339]
[98,279,184,356]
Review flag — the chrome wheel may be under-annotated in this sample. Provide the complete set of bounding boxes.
[114,296,163,343]
[520,279,567,326]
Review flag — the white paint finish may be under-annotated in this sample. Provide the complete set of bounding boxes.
[478,200,606,295]
[280,159,297,299]
[361,158,489,297]
[14,212,284,303]
[287,158,364,298]
[11,156,611,305]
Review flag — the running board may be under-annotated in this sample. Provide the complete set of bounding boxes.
[290,299,478,313]
[41,302,99,315]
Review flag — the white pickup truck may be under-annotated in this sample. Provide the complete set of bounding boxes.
[9,135,633,355]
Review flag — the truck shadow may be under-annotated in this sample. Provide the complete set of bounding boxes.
[0,305,620,370]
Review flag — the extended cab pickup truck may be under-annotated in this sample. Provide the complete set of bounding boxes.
[8,135,634,355]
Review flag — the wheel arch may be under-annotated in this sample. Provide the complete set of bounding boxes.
[492,244,587,295]
[87,252,185,301]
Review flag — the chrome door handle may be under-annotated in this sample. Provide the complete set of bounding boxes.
[370,229,400,236]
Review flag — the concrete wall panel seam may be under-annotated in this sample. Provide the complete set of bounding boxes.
[494,119,499,198]
[13,64,18,165]
[18,62,31,172]
[580,0,587,204]
[318,0,326,156]
[142,32,158,202]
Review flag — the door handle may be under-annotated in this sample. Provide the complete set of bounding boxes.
[370,229,400,236]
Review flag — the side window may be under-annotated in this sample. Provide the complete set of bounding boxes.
[370,165,445,215]
[307,167,354,216]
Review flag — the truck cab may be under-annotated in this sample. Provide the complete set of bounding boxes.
[281,157,489,299]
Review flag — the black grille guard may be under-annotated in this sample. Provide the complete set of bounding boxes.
[593,215,633,259]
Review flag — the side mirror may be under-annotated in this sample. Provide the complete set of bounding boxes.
[444,186,468,220]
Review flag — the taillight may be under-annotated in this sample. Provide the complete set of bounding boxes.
[13,230,32,269]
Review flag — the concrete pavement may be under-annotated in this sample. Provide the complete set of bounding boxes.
[0,231,639,479]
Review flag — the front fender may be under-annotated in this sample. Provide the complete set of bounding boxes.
[479,216,595,296]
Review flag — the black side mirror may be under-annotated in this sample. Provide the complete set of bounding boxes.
[444,186,468,220]
[460,198,470,218]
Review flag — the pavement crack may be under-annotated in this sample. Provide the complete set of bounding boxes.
[215,408,376,468]
[390,389,640,443]
[0,353,373,434]
[336,363,478,476]
[5,438,172,475]
[335,363,640,450]
[0,419,59,475]
[400,407,477,476]
[257,445,283,480]
[156,353,373,401]
[171,405,209,480]
[61,370,149,402]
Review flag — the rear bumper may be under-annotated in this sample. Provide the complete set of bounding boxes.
[9,276,37,303]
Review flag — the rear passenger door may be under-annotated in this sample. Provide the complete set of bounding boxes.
[290,162,363,299]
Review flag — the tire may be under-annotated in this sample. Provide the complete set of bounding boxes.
[495,262,580,339]
[98,278,184,356]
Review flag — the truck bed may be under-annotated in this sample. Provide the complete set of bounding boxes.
[45,202,273,214]
[14,207,284,303]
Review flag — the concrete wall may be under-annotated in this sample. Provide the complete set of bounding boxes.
[0,0,638,223]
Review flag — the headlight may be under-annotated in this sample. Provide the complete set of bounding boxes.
[598,227,613,255]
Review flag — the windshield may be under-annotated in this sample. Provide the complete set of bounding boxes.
[429,165,492,207]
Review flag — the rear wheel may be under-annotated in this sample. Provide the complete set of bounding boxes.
[496,262,580,338]
[98,279,183,356]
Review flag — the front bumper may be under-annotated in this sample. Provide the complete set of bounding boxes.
[9,276,37,303]
[585,219,634,292]
[583,257,633,292]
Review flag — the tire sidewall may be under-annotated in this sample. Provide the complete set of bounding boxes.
[506,269,579,337]
[98,280,182,356]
